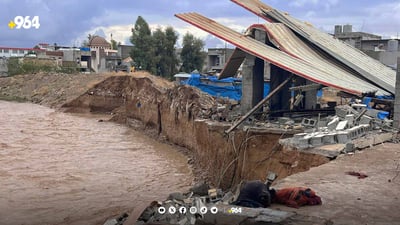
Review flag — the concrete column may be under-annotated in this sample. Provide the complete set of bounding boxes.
[394,57,400,129]
[241,54,256,113]
[305,80,318,110]
[240,29,266,114]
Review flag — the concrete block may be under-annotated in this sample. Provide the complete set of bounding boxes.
[317,120,328,128]
[306,144,345,158]
[348,126,359,139]
[335,106,350,118]
[345,114,355,127]
[345,142,355,153]
[301,118,317,127]
[336,120,348,131]
[323,133,336,144]
[310,134,324,147]
[298,136,311,149]
[360,115,373,125]
[327,117,340,130]
[336,131,350,143]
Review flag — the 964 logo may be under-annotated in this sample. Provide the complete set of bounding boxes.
[8,16,40,30]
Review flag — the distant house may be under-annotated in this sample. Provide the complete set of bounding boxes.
[88,36,121,73]
[0,47,44,58]
[117,44,134,61]
[334,24,400,68]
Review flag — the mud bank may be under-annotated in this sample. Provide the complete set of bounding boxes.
[63,72,328,188]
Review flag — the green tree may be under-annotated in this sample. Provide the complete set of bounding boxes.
[164,27,179,78]
[81,34,94,47]
[152,26,179,78]
[180,33,205,73]
[130,16,156,73]
[111,39,118,50]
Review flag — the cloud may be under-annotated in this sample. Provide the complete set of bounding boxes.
[289,0,319,8]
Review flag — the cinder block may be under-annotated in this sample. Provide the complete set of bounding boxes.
[298,137,310,149]
[323,133,336,144]
[336,131,350,143]
[360,115,373,125]
[327,117,340,131]
[345,142,355,153]
[336,120,348,131]
[301,118,317,127]
[335,107,349,118]
[345,114,355,127]
[310,134,324,147]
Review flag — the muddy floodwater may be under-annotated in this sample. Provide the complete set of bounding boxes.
[0,101,193,225]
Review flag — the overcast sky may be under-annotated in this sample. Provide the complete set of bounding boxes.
[0,0,399,48]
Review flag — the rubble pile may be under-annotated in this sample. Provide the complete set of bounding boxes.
[280,103,397,153]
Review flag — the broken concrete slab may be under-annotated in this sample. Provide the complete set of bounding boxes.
[302,144,345,158]
[353,132,395,149]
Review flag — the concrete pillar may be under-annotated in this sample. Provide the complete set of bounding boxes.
[240,29,266,114]
[394,57,400,129]
[305,80,318,110]
[241,54,255,113]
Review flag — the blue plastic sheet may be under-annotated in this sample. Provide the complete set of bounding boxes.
[184,74,270,101]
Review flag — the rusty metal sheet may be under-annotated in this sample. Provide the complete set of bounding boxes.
[252,23,389,95]
[175,12,387,96]
[231,0,396,95]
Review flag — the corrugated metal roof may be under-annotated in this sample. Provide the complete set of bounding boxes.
[175,13,386,95]
[231,0,396,95]
[252,23,389,95]
[219,48,246,79]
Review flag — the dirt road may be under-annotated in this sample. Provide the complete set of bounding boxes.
[271,143,400,225]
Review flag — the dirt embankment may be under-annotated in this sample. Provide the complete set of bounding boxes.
[0,72,114,108]
[60,72,328,188]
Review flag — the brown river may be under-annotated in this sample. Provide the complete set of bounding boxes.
[0,101,193,225]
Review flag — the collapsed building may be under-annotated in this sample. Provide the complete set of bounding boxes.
[175,0,399,155]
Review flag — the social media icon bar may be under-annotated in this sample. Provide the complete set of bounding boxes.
[200,206,208,214]
[168,206,176,214]
[189,206,197,214]
[210,206,218,214]
[158,207,166,214]
[179,206,187,214]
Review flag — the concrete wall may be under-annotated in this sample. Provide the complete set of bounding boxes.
[365,50,400,68]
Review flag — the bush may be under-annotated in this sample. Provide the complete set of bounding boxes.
[7,57,77,76]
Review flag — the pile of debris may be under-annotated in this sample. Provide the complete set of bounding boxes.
[104,173,326,225]
[280,103,397,155]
